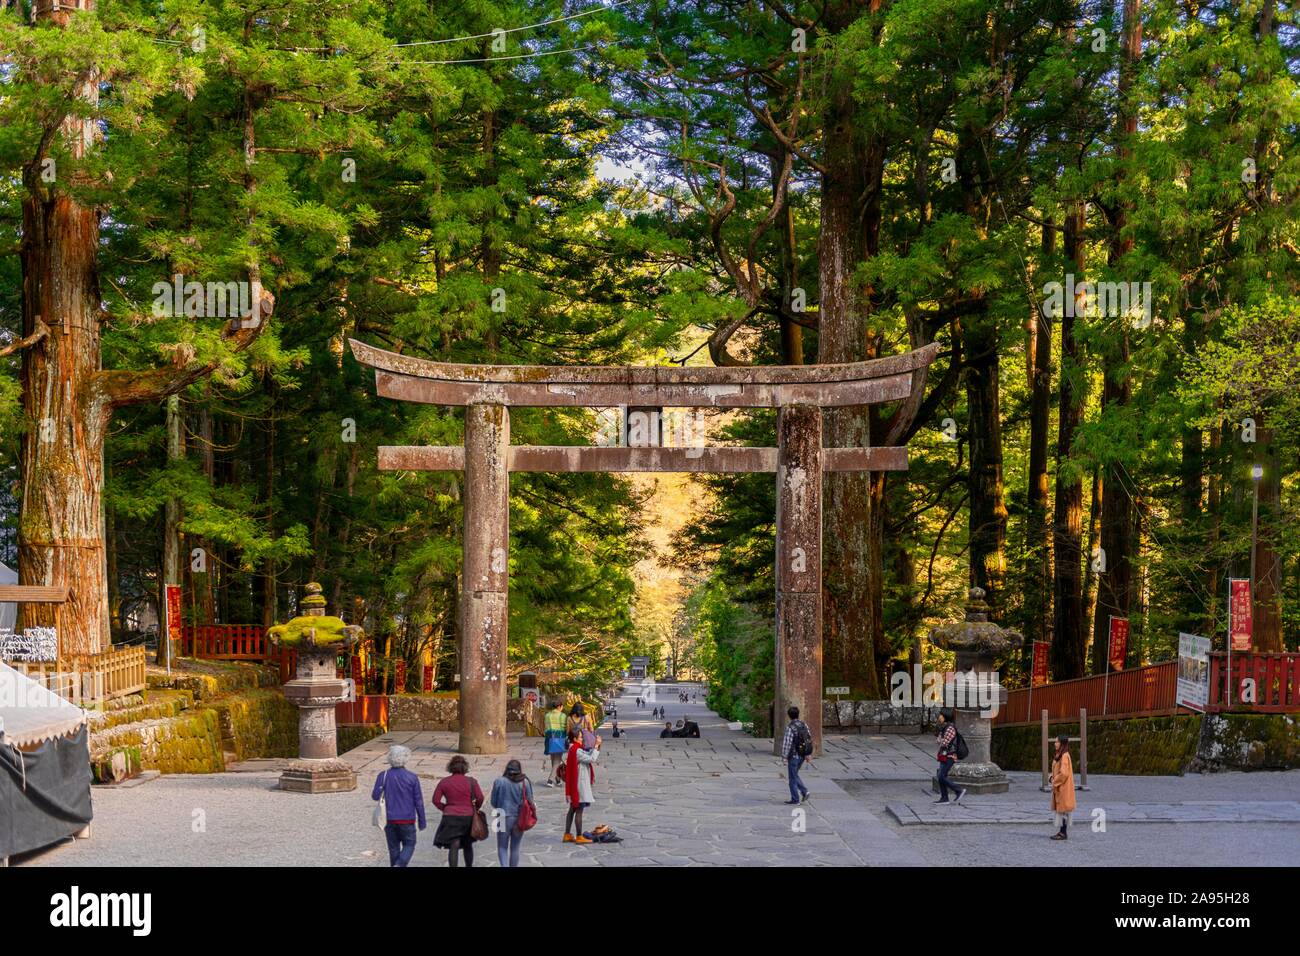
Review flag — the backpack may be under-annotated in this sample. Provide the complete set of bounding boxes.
[953,730,969,760]
[516,778,537,832]
[792,720,814,758]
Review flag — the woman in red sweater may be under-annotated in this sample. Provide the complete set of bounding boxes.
[432,755,484,867]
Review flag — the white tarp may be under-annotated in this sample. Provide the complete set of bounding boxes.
[0,661,88,748]
[0,560,16,632]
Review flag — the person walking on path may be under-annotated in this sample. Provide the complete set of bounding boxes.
[567,702,595,746]
[371,744,426,867]
[432,755,485,867]
[563,727,601,844]
[490,759,535,867]
[934,707,967,804]
[543,699,567,787]
[780,705,812,805]
[1050,734,1076,840]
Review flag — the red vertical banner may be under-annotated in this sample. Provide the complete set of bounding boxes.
[1108,617,1130,672]
[1229,578,1252,652]
[422,665,434,693]
[165,584,183,653]
[395,660,407,693]
[1031,641,1049,686]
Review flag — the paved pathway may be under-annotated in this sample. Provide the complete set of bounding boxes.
[888,800,1300,825]
[16,684,1300,866]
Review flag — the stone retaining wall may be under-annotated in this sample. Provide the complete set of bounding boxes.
[822,700,942,733]
[202,688,299,762]
[992,712,1300,775]
[388,695,537,733]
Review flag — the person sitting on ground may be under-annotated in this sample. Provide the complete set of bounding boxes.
[670,718,687,738]
[681,718,700,738]
[659,721,673,739]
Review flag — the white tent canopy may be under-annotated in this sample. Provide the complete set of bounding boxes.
[0,662,87,748]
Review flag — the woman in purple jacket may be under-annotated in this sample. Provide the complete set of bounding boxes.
[372,745,426,866]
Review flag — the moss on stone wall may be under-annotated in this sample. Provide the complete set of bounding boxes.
[993,714,1203,776]
[199,688,299,762]
[338,723,385,754]
[1198,713,1300,770]
[147,659,280,700]
[91,709,226,775]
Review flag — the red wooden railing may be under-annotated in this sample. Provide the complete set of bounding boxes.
[995,660,1177,725]
[996,652,1300,726]
[181,624,271,660]
[1211,653,1300,712]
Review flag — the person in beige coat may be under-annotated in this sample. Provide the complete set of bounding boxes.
[1050,733,1076,840]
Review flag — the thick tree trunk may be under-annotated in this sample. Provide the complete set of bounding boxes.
[1051,202,1087,680]
[1252,419,1283,651]
[1091,0,1142,674]
[817,44,888,696]
[17,6,111,653]
[772,151,803,366]
[964,308,1006,614]
[1025,219,1054,658]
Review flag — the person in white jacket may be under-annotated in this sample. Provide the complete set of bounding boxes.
[562,728,600,843]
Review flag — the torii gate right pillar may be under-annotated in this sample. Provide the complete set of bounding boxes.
[459,403,510,755]
[774,404,823,756]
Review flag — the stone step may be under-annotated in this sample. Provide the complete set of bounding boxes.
[87,690,193,732]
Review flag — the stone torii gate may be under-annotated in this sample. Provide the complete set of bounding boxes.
[349,339,940,755]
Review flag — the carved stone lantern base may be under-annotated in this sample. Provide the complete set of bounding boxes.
[932,761,1013,795]
[279,758,358,794]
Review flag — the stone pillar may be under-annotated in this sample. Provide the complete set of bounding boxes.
[460,403,510,754]
[774,404,823,755]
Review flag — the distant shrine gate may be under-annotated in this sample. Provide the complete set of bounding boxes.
[349,339,940,755]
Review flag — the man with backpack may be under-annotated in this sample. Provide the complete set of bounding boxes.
[935,706,968,804]
[780,705,813,805]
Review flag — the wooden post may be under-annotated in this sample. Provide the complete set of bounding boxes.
[459,404,510,754]
[1040,708,1050,792]
[1079,707,1089,790]
[774,404,823,755]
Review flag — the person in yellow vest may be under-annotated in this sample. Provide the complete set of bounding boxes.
[1050,733,1076,840]
[543,700,567,787]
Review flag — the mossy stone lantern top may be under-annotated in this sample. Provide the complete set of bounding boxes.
[267,582,363,650]
[929,587,1023,669]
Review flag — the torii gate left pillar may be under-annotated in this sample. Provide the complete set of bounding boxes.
[460,404,510,754]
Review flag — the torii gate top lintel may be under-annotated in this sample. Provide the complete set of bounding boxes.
[347,338,940,409]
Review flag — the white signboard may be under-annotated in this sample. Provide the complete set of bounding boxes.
[1176,633,1210,712]
[825,686,850,696]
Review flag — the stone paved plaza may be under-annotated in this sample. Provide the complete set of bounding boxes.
[18,683,1300,867]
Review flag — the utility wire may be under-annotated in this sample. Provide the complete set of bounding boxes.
[395,0,632,47]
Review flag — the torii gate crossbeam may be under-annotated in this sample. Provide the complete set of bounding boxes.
[349,339,940,755]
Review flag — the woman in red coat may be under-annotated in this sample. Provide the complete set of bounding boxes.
[562,728,600,844]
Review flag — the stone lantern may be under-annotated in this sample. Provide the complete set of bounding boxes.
[928,587,1023,795]
[268,582,363,793]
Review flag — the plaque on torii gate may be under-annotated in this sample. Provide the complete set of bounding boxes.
[349,338,940,755]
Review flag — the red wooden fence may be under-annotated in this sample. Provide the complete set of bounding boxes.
[995,660,1177,725]
[996,652,1300,726]
[1211,653,1300,712]
[181,624,271,660]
